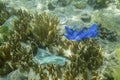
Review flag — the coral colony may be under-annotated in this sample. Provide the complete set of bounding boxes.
[64,24,98,41]
[0,2,118,79]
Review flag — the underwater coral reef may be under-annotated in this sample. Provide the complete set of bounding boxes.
[0,0,120,80]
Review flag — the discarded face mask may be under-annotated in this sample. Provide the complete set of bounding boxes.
[64,24,98,41]
[33,48,67,66]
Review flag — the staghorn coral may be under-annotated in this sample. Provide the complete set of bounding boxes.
[67,39,103,79]
[0,23,103,80]
[0,2,11,25]
[0,39,37,76]
[12,10,60,48]
[0,8,61,77]
[59,39,103,70]
[32,12,60,48]
[0,42,12,76]
[0,26,9,42]
[48,39,103,79]
[13,9,33,42]
[0,4,104,80]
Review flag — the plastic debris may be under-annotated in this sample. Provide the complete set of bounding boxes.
[64,24,98,41]
[33,48,67,66]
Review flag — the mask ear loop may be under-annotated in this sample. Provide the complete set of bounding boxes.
[30,41,39,56]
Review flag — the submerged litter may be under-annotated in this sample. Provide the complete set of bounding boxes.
[64,24,98,41]
[33,48,67,66]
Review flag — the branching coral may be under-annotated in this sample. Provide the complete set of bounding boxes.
[48,29,103,72]
[0,26,9,42]
[0,2,10,25]
[0,7,61,78]
[13,9,33,42]
[0,40,36,76]
[32,12,60,48]
[59,39,103,70]
[0,9,35,76]
[0,2,104,80]
[48,39,103,79]
[0,43,12,75]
